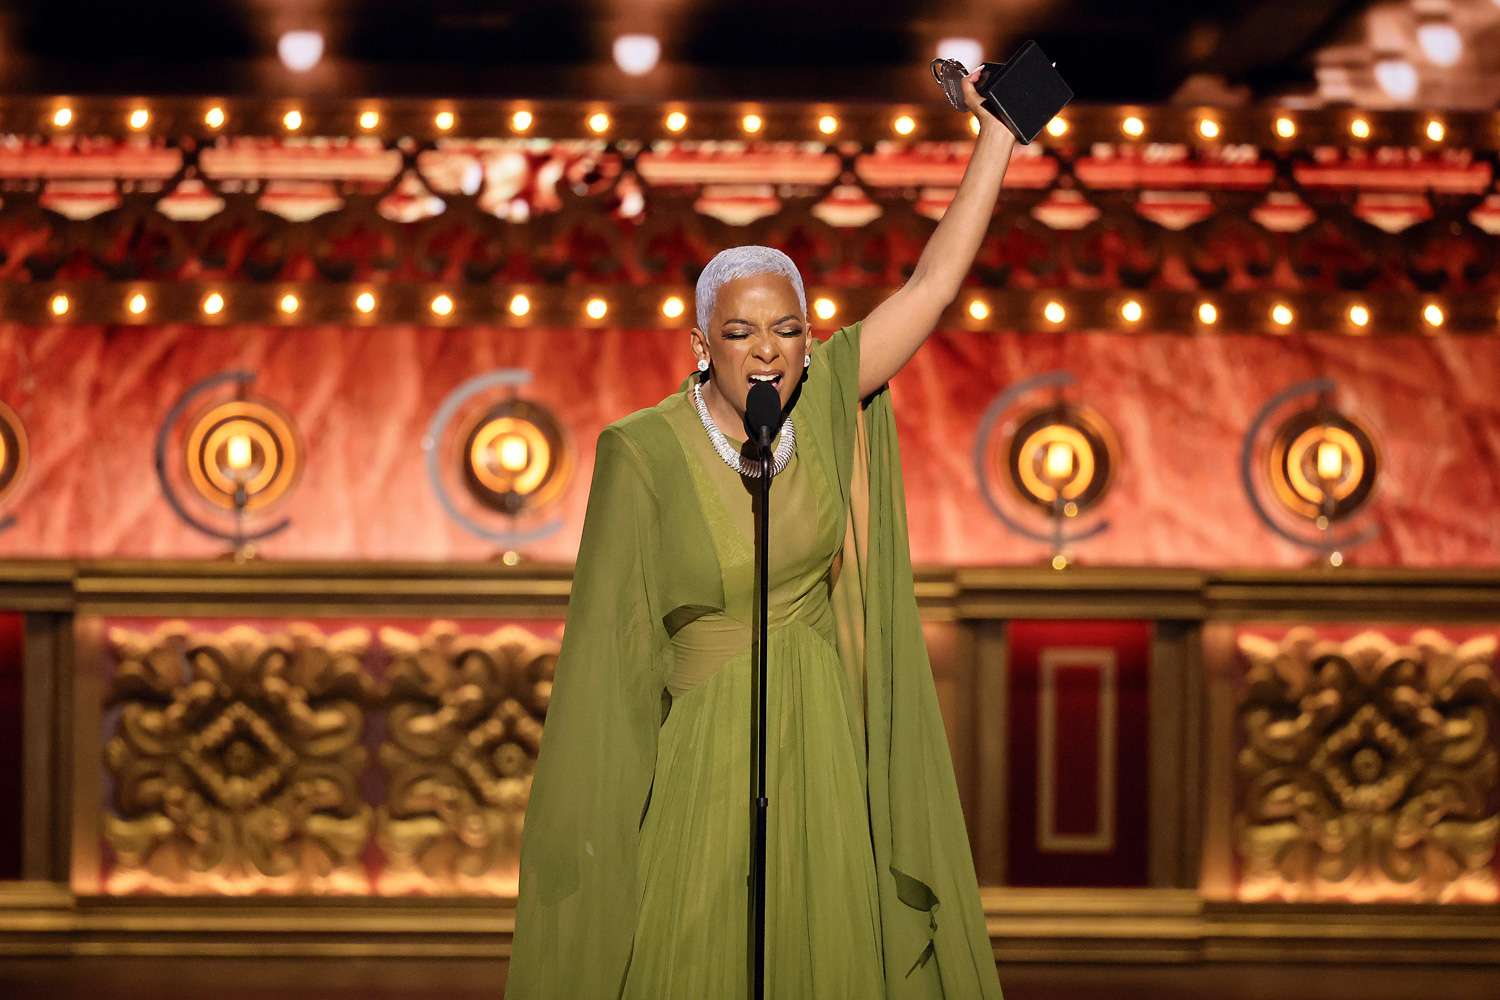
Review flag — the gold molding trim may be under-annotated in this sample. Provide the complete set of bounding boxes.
[1037,647,1118,853]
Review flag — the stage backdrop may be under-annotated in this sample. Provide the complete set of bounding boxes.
[0,322,1496,567]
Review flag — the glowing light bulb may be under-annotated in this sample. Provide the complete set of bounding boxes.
[49,294,69,317]
[817,115,839,135]
[497,435,529,472]
[1120,299,1143,323]
[508,293,531,317]
[1043,300,1067,325]
[1197,301,1219,325]
[1425,118,1445,143]
[283,109,303,131]
[967,299,990,322]
[1271,303,1294,327]
[1348,304,1370,328]
[1044,440,1074,482]
[585,297,608,320]
[1316,440,1343,480]
[1274,116,1296,139]
[127,293,148,316]
[202,292,225,316]
[1374,59,1419,102]
[587,112,611,134]
[52,107,72,128]
[1045,116,1068,137]
[660,295,685,319]
[434,110,456,132]
[226,434,253,472]
[278,293,300,315]
[612,33,660,76]
[968,114,981,136]
[893,114,916,136]
[813,297,837,320]
[741,113,763,134]
[355,291,377,314]
[1197,117,1221,140]
[204,106,226,129]
[1423,303,1445,328]
[128,108,150,130]
[664,110,688,133]
[510,110,533,133]
[277,30,324,73]
[1349,117,1371,140]
[358,110,380,130]
[1121,115,1145,138]
[430,293,455,317]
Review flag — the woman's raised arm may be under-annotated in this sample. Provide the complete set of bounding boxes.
[856,71,1017,398]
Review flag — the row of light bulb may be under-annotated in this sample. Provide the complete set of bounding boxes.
[38,288,1459,331]
[46,101,1465,146]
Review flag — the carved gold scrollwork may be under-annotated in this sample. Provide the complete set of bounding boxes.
[103,621,373,893]
[376,622,556,894]
[1236,627,1500,902]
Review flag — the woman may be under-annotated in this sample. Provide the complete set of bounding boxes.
[508,69,1015,998]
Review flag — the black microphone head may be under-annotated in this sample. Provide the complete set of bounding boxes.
[744,381,783,445]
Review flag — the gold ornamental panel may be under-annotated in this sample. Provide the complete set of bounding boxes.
[103,621,374,894]
[1236,627,1500,903]
[376,622,557,894]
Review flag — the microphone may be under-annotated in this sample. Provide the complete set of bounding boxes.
[744,382,783,450]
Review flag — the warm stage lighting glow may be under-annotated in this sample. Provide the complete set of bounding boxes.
[1197,117,1220,139]
[612,33,661,76]
[277,30,324,73]
[1349,117,1371,140]
[968,114,981,136]
[509,293,531,317]
[665,110,688,133]
[1120,299,1143,323]
[49,294,69,317]
[283,110,303,131]
[1045,116,1068,137]
[52,107,72,128]
[279,293,300,315]
[1274,115,1296,139]
[202,292,225,316]
[1425,118,1446,143]
[359,110,380,130]
[1121,115,1145,137]
[1198,301,1219,325]
[1044,440,1074,482]
[741,113,764,134]
[817,114,839,135]
[226,434,254,472]
[1271,303,1294,327]
[893,114,916,136]
[1043,300,1067,325]
[430,294,455,317]
[1316,439,1343,481]
[660,295,685,319]
[1423,303,1445,328]
[127,293,148,316]
[585,297,608,320]
[1348,304,1370,328]
[587,112,611,134]
[434,110,456,131]
[355,291,376,314]
[967,299,990,322]
[204,106,226,129]
[128,108,150,130]
[813,297,837,320]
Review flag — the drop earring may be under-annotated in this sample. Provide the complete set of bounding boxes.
[697,358,709,372]
[803,355,810,368]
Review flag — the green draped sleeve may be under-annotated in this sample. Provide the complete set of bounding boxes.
[506,423,667,998]
[822,321,1005,998]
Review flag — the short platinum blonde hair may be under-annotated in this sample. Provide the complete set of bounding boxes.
[694,245,807,332]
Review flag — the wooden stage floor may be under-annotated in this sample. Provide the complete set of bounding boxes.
[3,958,1499,999]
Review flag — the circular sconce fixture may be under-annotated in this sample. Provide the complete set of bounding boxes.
[0,400,29,536]
[424,370,573,559]
[974,370,1118,567]
[1241,379,1380,565]
[154,371,302,558]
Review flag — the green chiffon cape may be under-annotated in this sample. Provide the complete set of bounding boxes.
[506,321,1001,998]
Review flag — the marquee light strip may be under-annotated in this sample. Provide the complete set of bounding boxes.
[8,283,1497,335]
[7,97,1500,149]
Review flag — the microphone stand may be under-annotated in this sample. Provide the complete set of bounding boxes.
[749,429,771,1000]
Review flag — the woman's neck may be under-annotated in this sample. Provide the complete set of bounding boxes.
[698,375,747,443]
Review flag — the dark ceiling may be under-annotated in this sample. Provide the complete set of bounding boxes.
[0,0,1369,105]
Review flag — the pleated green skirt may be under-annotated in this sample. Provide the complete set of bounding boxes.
[621,620,885,998]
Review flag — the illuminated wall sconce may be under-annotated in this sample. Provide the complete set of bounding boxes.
[0,400,29,536]
[154,371,303,560]
[974,370,1118,568]
[1241,379,1380,566]
[424,370,573,562]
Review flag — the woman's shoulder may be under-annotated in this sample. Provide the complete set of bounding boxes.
[597,392,687,486]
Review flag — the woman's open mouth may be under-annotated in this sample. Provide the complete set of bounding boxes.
[748,372,783,389]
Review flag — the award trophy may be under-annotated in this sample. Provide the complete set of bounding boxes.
[932,39,1073,144]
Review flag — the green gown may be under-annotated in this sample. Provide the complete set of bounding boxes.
[507,322,1003,999]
